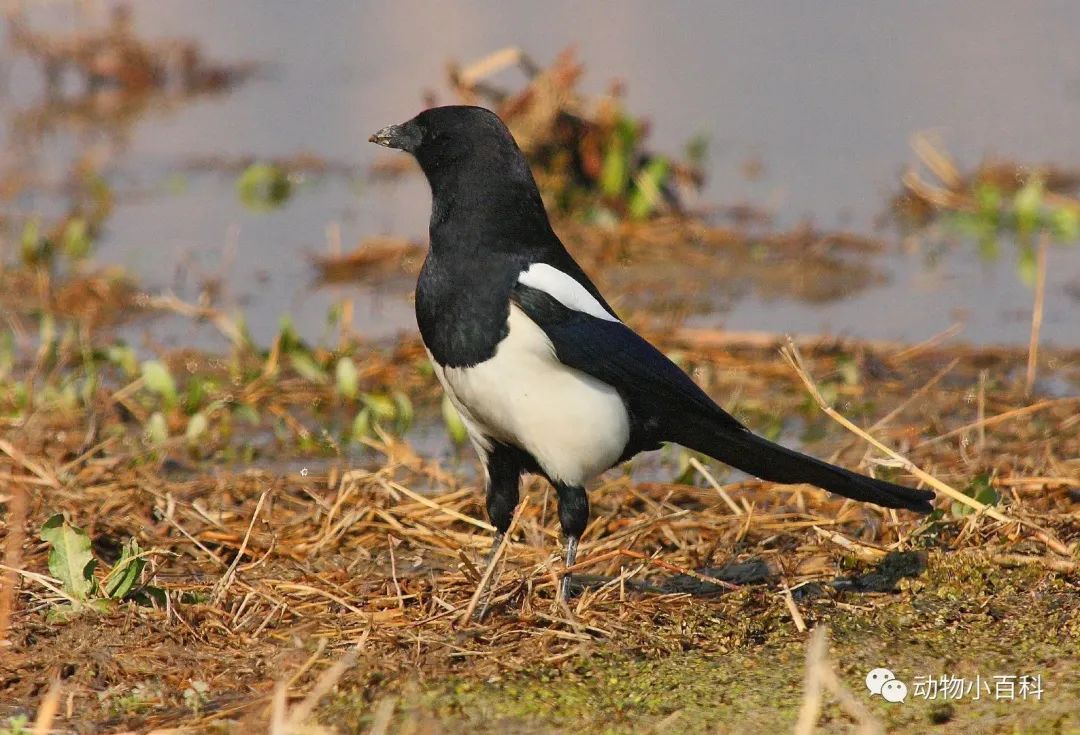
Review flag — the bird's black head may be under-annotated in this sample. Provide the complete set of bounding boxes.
[370,105,555,252]
[369,106,533,192]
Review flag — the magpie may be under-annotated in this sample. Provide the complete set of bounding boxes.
[369,106,935,601]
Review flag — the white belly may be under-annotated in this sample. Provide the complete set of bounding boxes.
[429,305,630,487]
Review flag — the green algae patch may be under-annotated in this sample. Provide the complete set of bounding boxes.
[318,557,1079,734]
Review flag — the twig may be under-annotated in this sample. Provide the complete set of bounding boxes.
[995,476,1078,488]
[271,582,366,616]
[783,339,1070,555]
[212,489,269,604]
[840,357,958,464]
[387,534,405,611]
[0,483,27,646]
[990,553,1078,574]
[868,358,959,434]
[368,696,398,735]
[144,291,249,348]
[912,131,962,189]
[459,498,528,625]
[598,548,740,591]
[795,626,884,735]
[32,678,62,735]
[781,582,807,633]
[269,682,288,735]
[380,478,494,531]
[793,626,826,735]
[917,396,1080,449]
[457,47,525,86]
[283,644,362,731]
[0,437,59,488]
[812,527,887,563]
[285,638,328,690]
[977,369,987,453]
[1025,232,1049,396]
[0,564,80,606]
[891,322,964,362]
[687,457,742,515]
[783,339,1005,521]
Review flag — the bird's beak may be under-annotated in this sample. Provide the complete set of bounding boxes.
[368,121,420,152]
[368,124,402,148]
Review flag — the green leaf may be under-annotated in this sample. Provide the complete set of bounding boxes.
[236,163,292,212]
[289,353,328,384]
[973,183,1003,217]
[39,515,96,601]
[103,539,147,599]
[350,407,373,441]
[1050,207,1080,242]
[392,391,414,433]
[45,603,86,624]
[599,116,638,198]
[233,403,261,425]
[837,357,861,387]
[950,474,999,518]
[106,344,138,377]
[628,156,670,220]
[335,357,359,400]
[132,586,168,607]
[441,393,469,446]
[146,411,169,446]
[182,376,208,414]
[141,360,178,407]
[2,713,30,735]
[277,315,301,353]
[185,412,209,443]
[61,217,92,260]
[761,415,783,442]
[600,140,628,198]
[1016,245,1037,288]
[20,216,52,266]
[361,392,397,422]
[1013,178,1044,234]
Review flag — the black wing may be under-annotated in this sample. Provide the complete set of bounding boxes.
[512,283,935,513]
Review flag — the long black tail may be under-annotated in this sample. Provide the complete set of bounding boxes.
[674,414,935,513]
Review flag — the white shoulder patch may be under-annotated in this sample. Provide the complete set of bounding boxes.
[517,263,619,322]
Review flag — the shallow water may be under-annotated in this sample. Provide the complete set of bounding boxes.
[3,1,1080,348]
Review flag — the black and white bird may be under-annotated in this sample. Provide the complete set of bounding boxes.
[369,106,934,601]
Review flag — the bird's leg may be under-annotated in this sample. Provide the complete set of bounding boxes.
[483,532,505,570]
[473,445,522,621]
[555,482,589,602]
[474,531,505,621]
[560,534,579,602]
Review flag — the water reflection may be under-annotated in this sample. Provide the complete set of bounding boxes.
[2,2,1079,348]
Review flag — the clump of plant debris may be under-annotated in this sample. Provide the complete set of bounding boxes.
[891,133,1080,245]
[5,4,252,96]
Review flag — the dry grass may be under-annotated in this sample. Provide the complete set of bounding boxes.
[1,316,1077,732]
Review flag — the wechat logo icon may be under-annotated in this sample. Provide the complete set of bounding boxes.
[866,668,907,703]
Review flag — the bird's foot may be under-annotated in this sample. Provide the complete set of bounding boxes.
[473,533,505,622]
[558,535,579,604]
